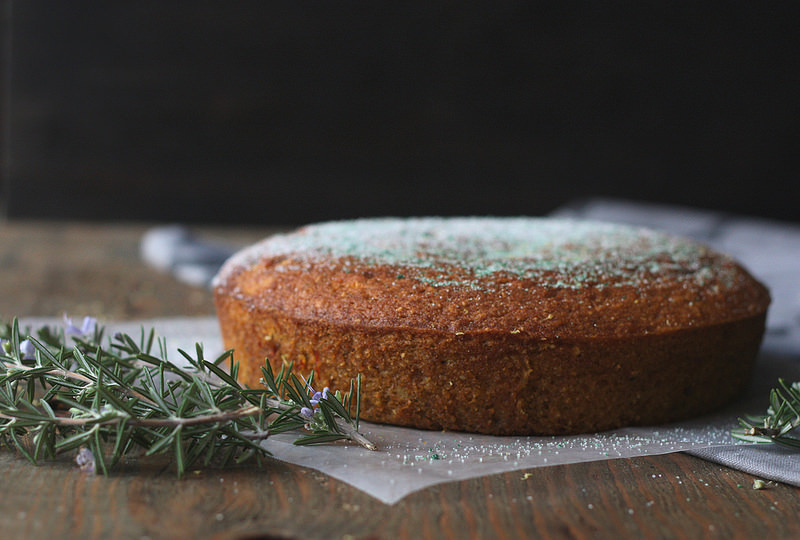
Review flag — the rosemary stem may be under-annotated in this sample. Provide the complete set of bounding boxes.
[136,405,263,427]
[0,405,263,428]
[339,422,377,451]
[2,400,377,449]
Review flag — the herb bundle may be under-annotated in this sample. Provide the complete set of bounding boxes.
[0,318,373,477]
[732,378,800,449]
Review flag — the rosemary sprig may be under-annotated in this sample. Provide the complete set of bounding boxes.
[0,317,374,477]
[732,378,800,449]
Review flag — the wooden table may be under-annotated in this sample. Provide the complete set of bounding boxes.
[1,220,798,539]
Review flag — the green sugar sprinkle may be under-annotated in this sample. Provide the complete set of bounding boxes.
[217,217,736,291]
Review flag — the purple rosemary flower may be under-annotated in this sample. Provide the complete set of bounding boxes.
[310,387,330,406]
[64,315,97,337]
[1,338,35,359]
[19,339,35,360]
[300,378,331,420]
[75,447,96,474]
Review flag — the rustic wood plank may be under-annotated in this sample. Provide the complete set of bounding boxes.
[1,450,799,540]
[0,221,275,320]
[0,221,798,539]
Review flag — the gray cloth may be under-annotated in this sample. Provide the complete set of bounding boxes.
[140,225,234,288]
[688,445,800,486]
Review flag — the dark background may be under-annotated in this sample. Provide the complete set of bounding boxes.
[1,2,798,225]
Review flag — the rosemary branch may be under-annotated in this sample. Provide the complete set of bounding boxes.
[732,378,800,449]
[1,362,374,449]
[0,317,375,477]
[261,396,376,450]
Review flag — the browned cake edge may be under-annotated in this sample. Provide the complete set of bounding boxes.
[214,291,766,435]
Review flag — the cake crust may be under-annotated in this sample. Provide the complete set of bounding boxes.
[213,218,770,435]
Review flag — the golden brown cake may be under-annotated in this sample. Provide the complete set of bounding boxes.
[213,217,770,435]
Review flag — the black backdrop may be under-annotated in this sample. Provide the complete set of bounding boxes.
[3,2,799,225]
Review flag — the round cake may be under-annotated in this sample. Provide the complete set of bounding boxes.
[213,217,770,435]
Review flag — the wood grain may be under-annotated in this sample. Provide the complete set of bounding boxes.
[1,451,799,540]
[1,221,798,539]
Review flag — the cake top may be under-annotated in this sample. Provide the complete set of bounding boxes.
[217,217,730,290]
[214,217,770,336]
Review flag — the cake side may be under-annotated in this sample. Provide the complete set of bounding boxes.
[213,217,770,435]
[215,291,766,434]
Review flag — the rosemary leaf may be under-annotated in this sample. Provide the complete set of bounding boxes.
[320,395,352,423]
[55,430,95,453]
[202,360,241,390]
[93,427,108,476]
[174,425,185,478]
[294,433,349,446]
[318,401,342,434]
[10,429,34,464]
